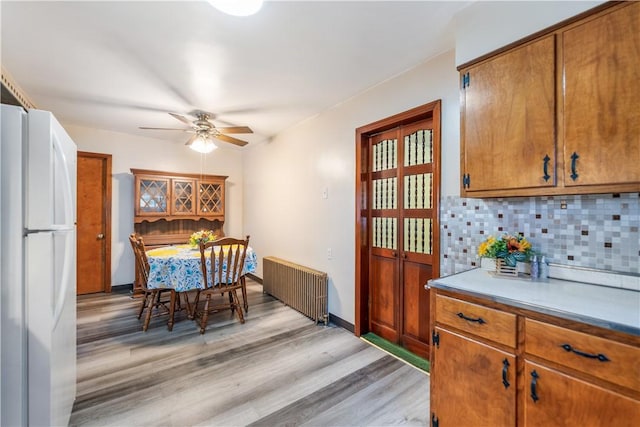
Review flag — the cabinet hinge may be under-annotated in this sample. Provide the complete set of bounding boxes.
[431,413,439,427]
[462,174,470,189]
[462,72,470,89]
[432,330,439,348]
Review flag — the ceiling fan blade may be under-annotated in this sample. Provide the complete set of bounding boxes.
[214,134,249,147]
[139,126,191,131]
[169,112,192,125]
[184,134,199,146]
[216,126,253,134]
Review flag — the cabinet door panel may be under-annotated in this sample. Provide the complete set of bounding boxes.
[563,4,640,187]
[136,176,170,216]
[171,178,195,215]
[432,328,516,426]
[524,361,640,427]
[462,36,555,192]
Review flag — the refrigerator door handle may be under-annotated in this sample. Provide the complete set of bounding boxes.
[52,131,74,227]
[52,231,73,329]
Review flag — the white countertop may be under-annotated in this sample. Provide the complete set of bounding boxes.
[428,268,640,336]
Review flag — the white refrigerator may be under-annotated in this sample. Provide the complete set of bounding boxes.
[1,104,77,427]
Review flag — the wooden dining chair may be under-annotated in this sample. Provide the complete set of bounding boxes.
[192,235,250,334]
[128,233,179,331]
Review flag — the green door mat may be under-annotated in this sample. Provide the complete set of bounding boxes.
[361,332,430,373]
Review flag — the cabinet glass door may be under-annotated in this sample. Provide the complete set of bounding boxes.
[171,178,195,215]
[137,177,169,215]
[197,181,223,215]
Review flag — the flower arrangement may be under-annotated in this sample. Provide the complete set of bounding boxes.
[478,233,533,267]
[189,230,217,247]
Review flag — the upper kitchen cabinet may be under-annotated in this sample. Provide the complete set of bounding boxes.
[460,2,640,197]
[460,36,555,194]
[562,4,640,190]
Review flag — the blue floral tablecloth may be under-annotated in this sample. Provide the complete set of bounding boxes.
[146,244,257,292]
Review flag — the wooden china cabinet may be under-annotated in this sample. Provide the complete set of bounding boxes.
[131,168,227,294]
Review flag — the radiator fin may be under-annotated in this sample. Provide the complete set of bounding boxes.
[263,256,328,325]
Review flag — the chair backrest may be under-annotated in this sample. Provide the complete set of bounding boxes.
[128,233,149,289]
[199,235,250,289]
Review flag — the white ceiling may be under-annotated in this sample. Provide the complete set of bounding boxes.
[1,0,470,148]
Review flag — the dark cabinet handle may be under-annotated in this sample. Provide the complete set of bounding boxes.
[561,344,610,362]
[530,370,540,403]
[457,312,486,324]
[542,155,551,182]
[570,152,579,181]
[502,358,510,389]
[392,251,398,257]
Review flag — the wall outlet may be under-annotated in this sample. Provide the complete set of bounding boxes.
[327,247,332,260]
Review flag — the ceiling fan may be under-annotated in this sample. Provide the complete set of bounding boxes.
[140,111,253,152]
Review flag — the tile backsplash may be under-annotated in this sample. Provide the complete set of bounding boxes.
[440,193,640,276]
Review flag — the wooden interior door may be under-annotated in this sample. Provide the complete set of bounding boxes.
[369,130,400,343]
[77,152,111,294]
[362,102,441,360]
[399,120,435,357]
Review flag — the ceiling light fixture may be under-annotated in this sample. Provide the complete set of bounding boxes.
[190,133,218,154]
[207,0,264,17]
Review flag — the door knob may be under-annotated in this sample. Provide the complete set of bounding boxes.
[97,233,105,239]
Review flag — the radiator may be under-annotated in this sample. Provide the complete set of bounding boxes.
[263,256,328,325]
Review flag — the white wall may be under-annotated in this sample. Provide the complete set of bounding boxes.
[454,1,604,65]
[65,125,244,286]
[243,50,460,324]
[243,1,608,324]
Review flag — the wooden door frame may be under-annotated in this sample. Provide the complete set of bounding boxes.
[354,100,441,337]
[78,151,112,292]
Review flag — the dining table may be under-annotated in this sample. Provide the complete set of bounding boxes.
[146,244,258,292]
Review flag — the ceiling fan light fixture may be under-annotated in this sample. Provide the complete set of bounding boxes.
[190,134,217,154]
[207,0,263,17]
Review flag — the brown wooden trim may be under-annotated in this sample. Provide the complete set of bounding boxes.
[78,151,112,293]
[457,1,622,71]
[354,100,442,338]
[130,168,228,181]
[329,313,355,333]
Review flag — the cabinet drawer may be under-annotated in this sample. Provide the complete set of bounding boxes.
[525,319,640,392]
[435,295,516,348]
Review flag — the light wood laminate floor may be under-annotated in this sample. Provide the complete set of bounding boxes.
[71,279,430,426]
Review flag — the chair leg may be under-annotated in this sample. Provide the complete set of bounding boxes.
[190,290,200,320]
[143,290,157,332]
[232,289,245,324]
[137,291,148,319]
[228,291,235,313]
[199,294,212,334]
[241,276,248,313]
[168,290,176,331]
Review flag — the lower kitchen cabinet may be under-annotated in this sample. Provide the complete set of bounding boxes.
[523,361,640,427]
[429,288,640,427]
[431,328,515,426]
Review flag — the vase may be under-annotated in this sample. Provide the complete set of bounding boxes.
[480,257,497,271]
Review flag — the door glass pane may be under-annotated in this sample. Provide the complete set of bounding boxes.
[372,177,397,210]
[372,138,397,171]
[139,179,167,212]
[173,181,193,213]
[404,129,432,166]
[404,218,432,254]
[404,173,432,209]
[372,217,397,250]
[199,183,221,213]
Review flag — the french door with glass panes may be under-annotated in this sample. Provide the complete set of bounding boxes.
[368,119,436,359]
